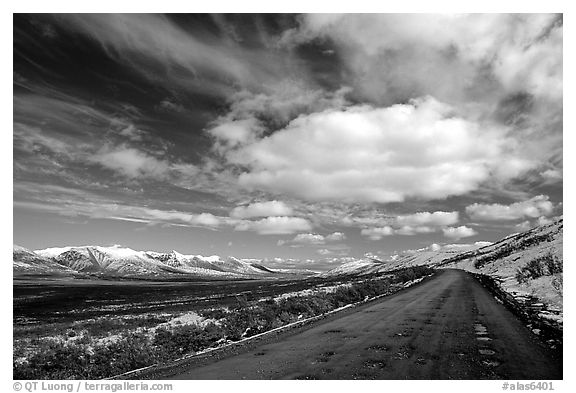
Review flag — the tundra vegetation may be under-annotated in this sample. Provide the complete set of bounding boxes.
[14,266,434,379]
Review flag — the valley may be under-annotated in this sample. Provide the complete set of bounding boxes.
[12,217,563,380]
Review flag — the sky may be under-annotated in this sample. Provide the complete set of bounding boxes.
[12,13,563,270]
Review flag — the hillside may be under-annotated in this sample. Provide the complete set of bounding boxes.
[322,217,563,323]
[436,217,563,319]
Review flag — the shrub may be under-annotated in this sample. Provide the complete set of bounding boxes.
[516,252,563,283]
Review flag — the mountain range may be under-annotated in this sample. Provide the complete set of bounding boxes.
[13,245,300,279]
[13,216,563,288]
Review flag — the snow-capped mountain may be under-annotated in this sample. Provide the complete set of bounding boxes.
[13,245,77,275]
[319,258,386,276]
[15,245,281,279]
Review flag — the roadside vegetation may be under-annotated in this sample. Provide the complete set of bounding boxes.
[14,266,433,379]
[515,252,563,284]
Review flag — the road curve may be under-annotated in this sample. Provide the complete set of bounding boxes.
[167,269,562,380]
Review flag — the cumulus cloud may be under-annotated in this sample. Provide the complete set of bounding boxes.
[291,233,326,245]
[361,226,395,241]
[91,147,170,179]
[220,97,531,204]
[234,216,312,235]
[278,231,347,247]
[230,200,293,219]
[359,210,460,240]
[465,195,554,221]
[442,226,478,240]
[326,232,346,242]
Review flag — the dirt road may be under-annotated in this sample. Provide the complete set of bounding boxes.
[167,269,562,379]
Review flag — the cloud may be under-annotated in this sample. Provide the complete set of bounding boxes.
[465,195,554,221]
[361,224,437,240]
[208,84,351,156]
[14,191,224,229]
[230,200,293,219]
[278,231,347,247]
[234,216,312,235]
[513,215,555,232]
[91,147,170,179]
[540,169,562,182]
[51,14,298,96]
[395,211,459,227]
[442,226,478,240]
[361,226,395,241]
[291,233,326,245]
[395,226,436,236]
[325,232,346,242]
[514,220,532,232]
[221,97,531,204]
[287,14,562,105]
[359,210,459,240]
[429,241,493,252]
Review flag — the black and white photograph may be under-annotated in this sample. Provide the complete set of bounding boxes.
[10,8,566,384]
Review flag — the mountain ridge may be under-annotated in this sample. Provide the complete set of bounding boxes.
[14,245,290,280]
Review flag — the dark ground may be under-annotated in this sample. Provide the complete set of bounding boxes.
[13,275,340,324]
[164,269,562,380]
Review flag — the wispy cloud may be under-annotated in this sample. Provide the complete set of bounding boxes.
[50,14,299,96]
[230,200,293,219]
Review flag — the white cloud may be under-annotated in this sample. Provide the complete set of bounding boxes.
[430,241,493,252]
[291,233,325,245]
[52,14,289,94]
[326,232,346,242]
[230,200,293,219]
[396,211,459,227]
[224,97,530,204]
[361,226,395,241]
[279,231,347,247]
[91,147,170,179]
[466,195,554,221]
[514,220,532,232]
[442,226,478,240]
[361,224,436,239]
[537,216,553,226]
[359,210,459,240]
[395,226,436,236]
[234,216,312,235]
[210,118,264,154]
[540,169,562,182]
[288,14,562,105]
